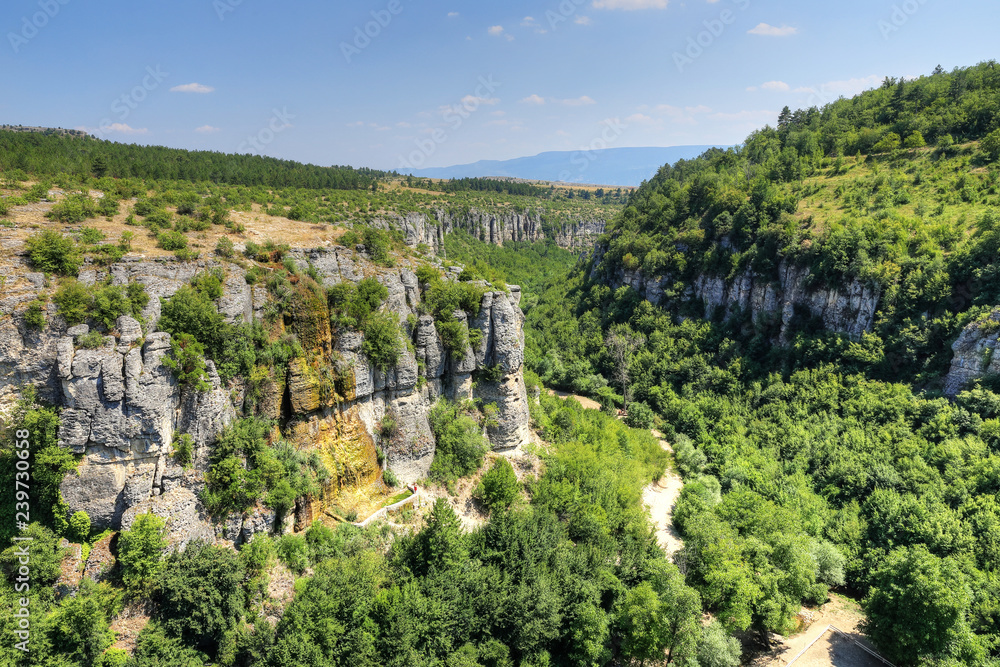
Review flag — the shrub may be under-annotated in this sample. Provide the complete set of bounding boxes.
[97,647,129,667]
[362,312,403,371]
[162,333,212,391]
[697,621,741,667]
[26,229,81,275]
[173,433,195,468]
[54,279,91,325]
[475,458,519,512]
[624,401,655,430]
[157,230,188,251]
[77,330,107,349]
[69,511,91,542]
[157,541,245,657]
[276,533,310,574]
[383,469,399,487]
[129,624,208,666]
[24,300,46,329]
[78,227,106,244]
[362,225,393,265]
[216,236,234,258]
[328,277,388,329]
[429,399,488,482]
[47,193,97,223]
[118,513,167,594]
[91,281,149,329]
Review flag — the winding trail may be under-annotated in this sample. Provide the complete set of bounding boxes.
[643,430,685,556]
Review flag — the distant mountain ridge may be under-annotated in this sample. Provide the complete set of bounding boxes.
[397,145,727,187]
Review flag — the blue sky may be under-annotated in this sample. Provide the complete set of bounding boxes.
[0,0,995,171]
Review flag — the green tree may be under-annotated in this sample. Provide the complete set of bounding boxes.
[362,311,403,371]
[862,546,971,665]
[903,131,927,149]
[475,458,520,513]
[118,513,167,594]
[980,128,1000,162]
[26,229,81,275]
[157,541,246,657]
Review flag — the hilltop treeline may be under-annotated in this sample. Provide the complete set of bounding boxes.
[0,130,386,190]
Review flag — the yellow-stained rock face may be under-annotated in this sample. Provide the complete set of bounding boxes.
[287,406,383,518]
[288,282,332,355]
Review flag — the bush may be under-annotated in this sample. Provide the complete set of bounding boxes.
[697,621,741,667]
[173,433,194,467]
[162,333,212,391]
[77,330,107,349]
[47,193,97,223]
[26,229,81,275]
[91,281,149,329]
[475,458,519,512]
[362,312,403,371]
[130,624,208,667]
[69,510,91,542]
[429,399,489,482]
[98,647,129,667]
[157,541,246,657]
[118,513,167,594]
[383,469,399,487]
[328,276,388,329]
[624,401,655,430]
[215,236,234,258]
[78,226,105,244]
[24,300,46,329]
[277,533,310,574]
[157,230,188,251]
[54,279,91,325]
[362,225,393,265]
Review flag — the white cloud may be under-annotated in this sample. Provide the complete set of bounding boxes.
[103,123,148,135]
[195,125,220,133]
[626,113,654,124]
[488,25,513,40]
[170,83,215,94]
[751,80,790,92]
[461,94,500,106]
[592,0,668,9]
[747,23,798,36]
[575,16,593,25]
[447,12,459,17]
[521,16,548,34]
[559,95,596,106]
[520,94,547,105]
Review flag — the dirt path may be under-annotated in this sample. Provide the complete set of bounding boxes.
[547,389,602,411]
[750,594,874,667]
[643,431,685,556]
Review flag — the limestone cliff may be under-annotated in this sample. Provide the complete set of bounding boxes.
[590,245,881,342]
[0,247,531,546]
[371,208,606,252]
[943,311,1000,397]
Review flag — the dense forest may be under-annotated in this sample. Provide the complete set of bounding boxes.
[0,131,385,190]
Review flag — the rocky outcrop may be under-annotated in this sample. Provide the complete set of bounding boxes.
[370,208,606,252]
[943,311,1000,397]
[0,245,532,545]
[57,318,235,531]
[593,247,881,342]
